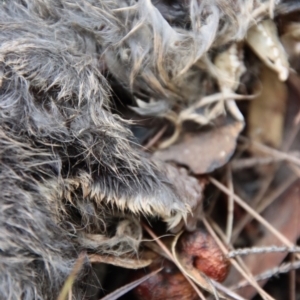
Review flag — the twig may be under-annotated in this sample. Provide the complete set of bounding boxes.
[228,246,300,258]
[225,166,234,243]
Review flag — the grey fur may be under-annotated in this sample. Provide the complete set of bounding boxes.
[0,0,298,299]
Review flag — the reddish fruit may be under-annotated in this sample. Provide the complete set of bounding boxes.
[132,258,199,300]
[177,229,230,282]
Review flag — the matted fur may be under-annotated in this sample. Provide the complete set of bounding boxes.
[0,0,298,299]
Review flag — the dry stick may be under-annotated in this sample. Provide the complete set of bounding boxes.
[142,223,206,300]
[208,218,276,300]
[210,177,297,248]
[232,174,297,241]
[203,218,274,300]
[209,177,300,261]
[230,260,300,290]
[228,246,300,258]
[225,166,234,243]
[99,268,163,300]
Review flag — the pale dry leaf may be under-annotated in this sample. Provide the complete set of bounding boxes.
[248,65,287,154]
[246,19,289,81]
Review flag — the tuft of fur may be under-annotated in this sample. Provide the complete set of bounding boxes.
[0,0,298,299]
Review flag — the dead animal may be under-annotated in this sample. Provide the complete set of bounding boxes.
[0,0,299,299]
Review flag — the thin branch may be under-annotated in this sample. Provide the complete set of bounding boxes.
[228,246,300,258]
[230,260,300,290]
[225,166,234,243]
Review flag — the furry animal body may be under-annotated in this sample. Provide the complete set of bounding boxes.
[0,0,299,299]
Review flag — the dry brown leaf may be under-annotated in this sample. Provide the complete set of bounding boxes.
[154,117,244,174]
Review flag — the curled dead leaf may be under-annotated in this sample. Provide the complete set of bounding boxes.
[248,65,287,155]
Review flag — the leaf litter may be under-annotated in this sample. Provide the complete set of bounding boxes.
[60,3,300,300]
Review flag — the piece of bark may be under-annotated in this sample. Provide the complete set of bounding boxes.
[155,117,244,174]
